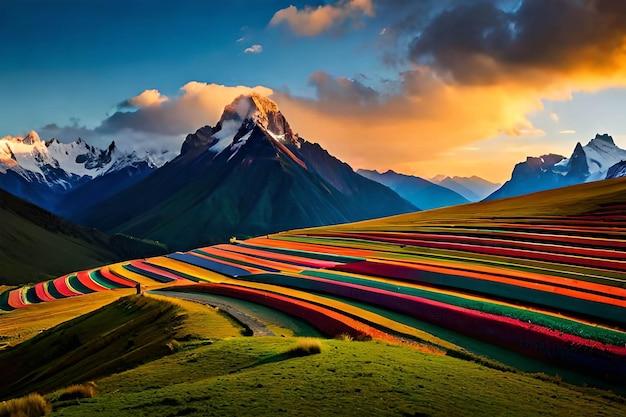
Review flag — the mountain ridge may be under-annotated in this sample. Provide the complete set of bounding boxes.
[357,169,468,210]
[0,131,162,213]
[487,134,626,200]
[72,94,417,250]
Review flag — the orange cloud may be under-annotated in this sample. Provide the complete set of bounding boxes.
[270,71,549,179]
[128,89,169,108]
[269,0,374,36]
[263,1,626,181]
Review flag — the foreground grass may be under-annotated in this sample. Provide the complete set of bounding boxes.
[0,293,244,401]
[50,337,625,417]
[146,292,245,339]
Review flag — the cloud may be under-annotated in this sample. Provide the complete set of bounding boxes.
[282,0,626,179]
[244,44,263,54]
[271,69,547,179]
[307,71,379,105]
[408,0,626,90]
[560,130,577,134]
[269,0,375,36]
[117,89,169,109]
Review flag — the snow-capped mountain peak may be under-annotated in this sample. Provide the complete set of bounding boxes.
[554,134,626,181]
[0,131,158,182]
[209,93,298,154]
[22,130,41,145]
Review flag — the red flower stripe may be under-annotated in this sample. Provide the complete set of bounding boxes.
[33,282,55,302]
[52,275,82,297]
[76,271,109,292]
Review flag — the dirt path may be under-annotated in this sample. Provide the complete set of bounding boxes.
[151,290,275,337]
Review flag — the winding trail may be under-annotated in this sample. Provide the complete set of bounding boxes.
[151,290,275,337]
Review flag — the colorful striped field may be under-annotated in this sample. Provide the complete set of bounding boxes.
[2,184,626,382]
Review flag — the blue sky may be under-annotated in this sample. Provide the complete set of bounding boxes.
[2,0,626,182]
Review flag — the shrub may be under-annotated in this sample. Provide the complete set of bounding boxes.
[0,393,51,417]
[52,382,97,402]
[335,333,353,342]
[288,338,323,357]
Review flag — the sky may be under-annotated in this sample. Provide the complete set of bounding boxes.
[2,0,626,183]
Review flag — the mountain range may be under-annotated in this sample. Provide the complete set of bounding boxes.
[3,96,626,260]
[429,175,501,202]
[0,131,161,215]
[487,134,626,200]
[357,169,469,210]
[69,94,416,250]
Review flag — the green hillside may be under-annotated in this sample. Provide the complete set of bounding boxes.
[0,189,166,285]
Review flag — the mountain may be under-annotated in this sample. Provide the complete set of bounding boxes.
[0,189,166,285]
[357,169,468,209]
[429,175,501,202]
[606,160,626,179]
[0,131,160,214]
[72,94,416,250]
[486,134,626,200]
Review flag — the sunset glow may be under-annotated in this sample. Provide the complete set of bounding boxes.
[3,0,626,182]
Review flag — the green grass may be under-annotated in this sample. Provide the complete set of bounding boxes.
[0,294,240,401]
[47,337,626,417]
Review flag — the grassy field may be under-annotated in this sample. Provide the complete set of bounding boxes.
[0,294,242,401]
[50,336,626,417]
[0,292,624,416]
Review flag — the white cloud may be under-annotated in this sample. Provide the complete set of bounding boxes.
[559,130,576,134]
[269,0,374,36]
[244,44,263,54]
[549,112,559,122]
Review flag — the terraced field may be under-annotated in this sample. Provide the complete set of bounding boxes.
[2,179,625,385]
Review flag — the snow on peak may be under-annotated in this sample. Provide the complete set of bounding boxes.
[211,93,298,153]
[555,133,626,181]
[222,93,279,125]
[581,133,626,180]
[0,130,159,183]
[589,133,615,146]
[22,130,41,145]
